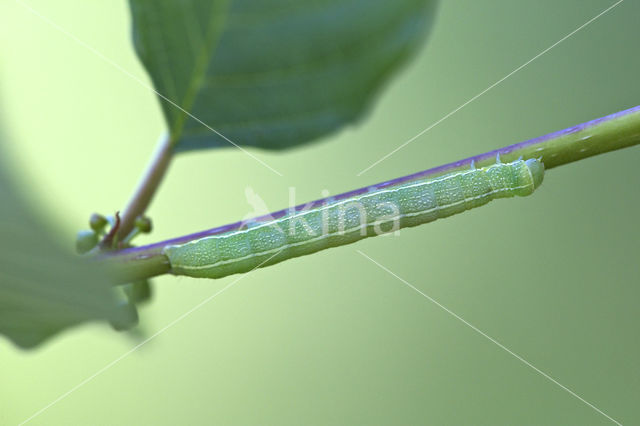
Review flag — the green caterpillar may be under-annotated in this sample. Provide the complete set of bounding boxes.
[164,158,544,279]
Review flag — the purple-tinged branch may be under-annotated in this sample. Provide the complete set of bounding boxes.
[102,105,640,283]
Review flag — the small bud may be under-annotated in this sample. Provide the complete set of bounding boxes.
[135,216,152,233]
[75,230,98,254]
[124,280,152,304]
[89,213,108,232]
[109,300,139,331]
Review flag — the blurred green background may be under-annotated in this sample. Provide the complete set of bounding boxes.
[1,0,639,424]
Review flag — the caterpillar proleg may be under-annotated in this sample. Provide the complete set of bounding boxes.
[164,158,544,279]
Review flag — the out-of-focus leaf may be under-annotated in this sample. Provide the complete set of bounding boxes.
[0,140,137,349]
[129,0,437,151]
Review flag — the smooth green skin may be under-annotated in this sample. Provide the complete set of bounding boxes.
[165,159,544,278]
[107,107,640,285]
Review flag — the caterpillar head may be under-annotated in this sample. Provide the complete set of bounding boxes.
[524,158,545,189]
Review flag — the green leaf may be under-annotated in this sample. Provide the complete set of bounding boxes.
[0,141,137,349]
[129,0,437,151]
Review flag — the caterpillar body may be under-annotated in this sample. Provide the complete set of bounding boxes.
[164,158,544,279]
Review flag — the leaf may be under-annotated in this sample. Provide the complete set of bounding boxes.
[129,0,437,151]
[0,139,137,349]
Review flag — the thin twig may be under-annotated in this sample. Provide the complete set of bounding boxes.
[108,133,173,245]
[101,105,640,283]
